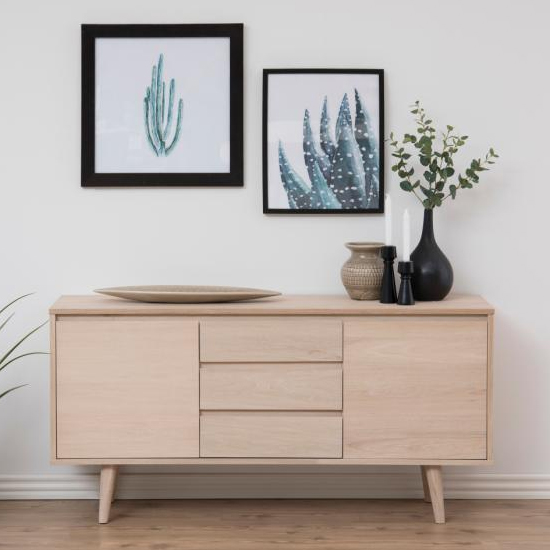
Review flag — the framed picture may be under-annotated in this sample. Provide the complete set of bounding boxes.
[263,69,384,214]
[81,24,243,187]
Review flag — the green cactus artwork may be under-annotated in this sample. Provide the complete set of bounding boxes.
[143,54,183,157]
[278,89,379,210]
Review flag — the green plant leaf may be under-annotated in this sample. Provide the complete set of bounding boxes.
[0,294,33,319]
[309,159,341,209]
[0,352,49,374]
[420,156,430,166]
[423,170,435,184]
[0,321,48,368]
[335,93,352,143]
[400,181,413,192]
[0,313,15,333]
[303,109,331,180]
[278,141,311,209]
[319,96,336,159]
[329,122,368,208]
[0,384,27,401]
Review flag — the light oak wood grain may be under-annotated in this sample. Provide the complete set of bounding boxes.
[344,316,488,460]
[55,317,199,459]
[47,456,492,465]
[200,412,342,458]
[487,314,494,462]
[50,293,494,316]
[98,465,117,524]
[425,465,445,523]
[2,500,549,549]
[200,319,343,363]
[421,466,431,503]
[49,314,57,463]
[50,295,494,525]
[200,363,342,410]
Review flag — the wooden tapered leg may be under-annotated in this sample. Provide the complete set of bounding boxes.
[111,471,118,503]
[424,465,445,524]
[98,465,118,524]
[420,466,431,502]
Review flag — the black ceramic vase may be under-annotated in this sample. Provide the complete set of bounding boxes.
[410,209,453,301]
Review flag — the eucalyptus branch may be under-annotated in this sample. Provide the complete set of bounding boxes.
[389,101,499,209]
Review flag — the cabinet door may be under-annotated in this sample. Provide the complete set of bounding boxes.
[56,317,199,459]
[344,317,488,460]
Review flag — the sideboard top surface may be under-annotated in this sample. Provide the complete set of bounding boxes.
[50,294,494,316]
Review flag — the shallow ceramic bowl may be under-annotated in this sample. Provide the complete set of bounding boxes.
[94,285,281,304]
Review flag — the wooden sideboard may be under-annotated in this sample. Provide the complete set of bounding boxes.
[50,294,494,524]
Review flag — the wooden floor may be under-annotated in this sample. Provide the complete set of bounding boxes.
[1,499,550,549]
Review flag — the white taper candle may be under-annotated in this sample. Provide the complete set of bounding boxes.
[403,209,411,261]
[384,194,392,246]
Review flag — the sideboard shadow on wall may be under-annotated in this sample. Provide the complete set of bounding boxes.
[49,294,493,525]
[81,23,244,187]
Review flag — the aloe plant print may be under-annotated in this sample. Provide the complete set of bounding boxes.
[278,89,379,210]
[143,54,183,157]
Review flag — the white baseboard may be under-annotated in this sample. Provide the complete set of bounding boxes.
[1,473,549,500]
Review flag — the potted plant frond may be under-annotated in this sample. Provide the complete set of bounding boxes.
[0,294,47,402]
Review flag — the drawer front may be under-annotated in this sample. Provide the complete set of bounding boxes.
[200,318,342,363]
[200,363,342,410]
[200,412,342,457]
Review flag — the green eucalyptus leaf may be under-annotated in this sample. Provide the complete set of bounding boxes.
[443,167,455,178]
[423,170,435,183]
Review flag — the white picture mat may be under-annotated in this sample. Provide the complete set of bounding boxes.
[95,37,231,174]
[267,73,380,209]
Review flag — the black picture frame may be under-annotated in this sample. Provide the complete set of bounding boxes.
[263,68,384,214]
[81,24,244,187]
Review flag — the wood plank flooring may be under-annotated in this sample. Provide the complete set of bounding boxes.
[1,499,549,549]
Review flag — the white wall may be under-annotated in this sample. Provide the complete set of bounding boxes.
[1,0,549,495]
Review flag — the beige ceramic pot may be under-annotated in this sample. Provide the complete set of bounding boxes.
[341,242,384,300]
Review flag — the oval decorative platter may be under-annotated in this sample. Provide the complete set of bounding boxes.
[94,285,282,304]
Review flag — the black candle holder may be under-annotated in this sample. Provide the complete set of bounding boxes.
[397,261,415,306]
[380,246,397,304]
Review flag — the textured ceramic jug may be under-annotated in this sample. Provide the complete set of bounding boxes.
[341,242,384,300]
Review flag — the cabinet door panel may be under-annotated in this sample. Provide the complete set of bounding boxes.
[56,317,199,458]
[344,317,487,460]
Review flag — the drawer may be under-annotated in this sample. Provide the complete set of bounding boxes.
[200,412,342,457]
[200,363,342,410]
[200,318,342,362]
